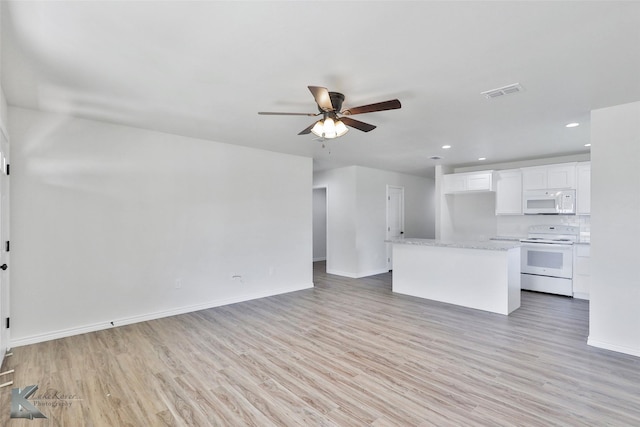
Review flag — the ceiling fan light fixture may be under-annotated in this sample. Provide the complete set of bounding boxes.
[260,86,399,138]
[334,120,349,137]
[310,117,349,139]
[323,117,336,137]
[311,121,324,137]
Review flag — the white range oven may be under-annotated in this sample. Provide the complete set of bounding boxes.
[520,225,579,297]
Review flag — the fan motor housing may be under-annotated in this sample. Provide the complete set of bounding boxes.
[318,92,345,113]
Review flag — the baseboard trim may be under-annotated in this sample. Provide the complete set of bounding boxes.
[357,268,389,278]
[327,268,356,279]
[326,269,389,279]
[572,292,590,300]
[587,337,640,357]
[10,283,313,348]
[326,269,357,278]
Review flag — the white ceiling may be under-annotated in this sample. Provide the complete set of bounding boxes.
[2,1,640,177]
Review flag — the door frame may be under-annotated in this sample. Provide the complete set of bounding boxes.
[0,128,10,365]
[312,185,329,269]
[386,185,405,271]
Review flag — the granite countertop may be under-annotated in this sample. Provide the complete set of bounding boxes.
[386,238,521,251]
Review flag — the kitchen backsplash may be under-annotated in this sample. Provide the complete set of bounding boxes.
[497,215,591,240]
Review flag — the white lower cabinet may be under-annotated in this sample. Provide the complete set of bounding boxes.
[573,244,591,300]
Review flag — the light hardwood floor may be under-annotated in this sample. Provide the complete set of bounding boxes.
[2,262,640,426]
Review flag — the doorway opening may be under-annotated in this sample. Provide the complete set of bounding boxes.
[313,187,328,271]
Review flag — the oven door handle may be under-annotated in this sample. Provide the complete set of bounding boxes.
[521,242,574,249]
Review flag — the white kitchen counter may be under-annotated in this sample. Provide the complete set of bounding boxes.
[388,239,521,315]
[387,238,520,251]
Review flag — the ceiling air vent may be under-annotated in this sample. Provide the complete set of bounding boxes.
[481,83,524,99]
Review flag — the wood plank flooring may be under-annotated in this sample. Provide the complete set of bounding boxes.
[2,262,640,426]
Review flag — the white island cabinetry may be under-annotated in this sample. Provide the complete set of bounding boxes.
[389,239,521,315]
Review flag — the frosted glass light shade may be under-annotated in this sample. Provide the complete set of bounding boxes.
[310,118,349,139]
[334,120,349,137]
[323,118,336,138]
[311,121,324,137]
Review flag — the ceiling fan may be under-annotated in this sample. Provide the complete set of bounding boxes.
[258,86,401,139]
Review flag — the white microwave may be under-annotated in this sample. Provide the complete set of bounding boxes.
[523,189,576,215]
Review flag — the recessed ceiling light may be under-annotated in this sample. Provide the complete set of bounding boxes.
[478,157,486,161]
[566,122,580,128]
[584,143,591,147]
[442,145,451,149]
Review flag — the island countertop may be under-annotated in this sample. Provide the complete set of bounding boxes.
[385,238,520,251]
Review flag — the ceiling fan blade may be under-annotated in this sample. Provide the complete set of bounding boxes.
[341,99,401,116]
[258,111,318,116]
[298,121,317,135]
[340,117,377,132]
[308,86,334,112]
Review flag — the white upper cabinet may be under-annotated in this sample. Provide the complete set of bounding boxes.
[443,171,494,194]
[576,162,591,215]
[443,173,467,193]
[495,169,522,215]
[547,164,577,189]
[522,163,577,190]
[521,168,547,190]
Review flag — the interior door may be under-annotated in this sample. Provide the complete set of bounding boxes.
[386,186,404,270]
[0,132,9,361]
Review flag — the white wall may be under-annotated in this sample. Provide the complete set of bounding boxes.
[355,167,434,276]
[589,101,640,357]
[0,0,5,138]
[445,192,497,241]
[0,88,7,140]
[9,107,313,346]
[434,164,453,240]
[312,187,326,261]
[314,165,434,278]
[313,167,357,277]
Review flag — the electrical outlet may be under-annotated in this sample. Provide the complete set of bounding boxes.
[175,279,182,289]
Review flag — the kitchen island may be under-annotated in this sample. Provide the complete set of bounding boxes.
[388,238,521,315]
